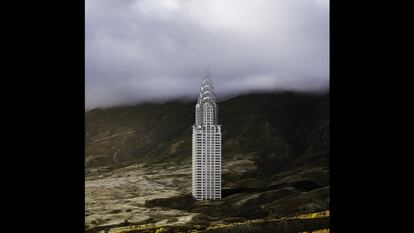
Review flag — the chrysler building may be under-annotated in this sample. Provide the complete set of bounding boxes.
[192,72,222,200]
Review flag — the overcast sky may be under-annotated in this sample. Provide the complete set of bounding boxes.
[86,0,329,109]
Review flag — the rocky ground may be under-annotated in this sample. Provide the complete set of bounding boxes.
[85,93,330,232]
[85,159,329,233]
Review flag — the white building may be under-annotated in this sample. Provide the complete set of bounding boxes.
[192,72,222,200]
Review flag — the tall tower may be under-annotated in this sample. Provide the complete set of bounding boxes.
[192,72,222,200]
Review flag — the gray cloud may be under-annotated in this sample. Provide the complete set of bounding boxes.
[86,0,329,109]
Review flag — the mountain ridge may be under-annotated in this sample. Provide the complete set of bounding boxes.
[85,91,329,175]
[85,91,330,232]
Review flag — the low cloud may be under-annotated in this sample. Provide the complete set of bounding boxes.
[86,0,329,109]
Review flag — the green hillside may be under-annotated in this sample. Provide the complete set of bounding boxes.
[85,91,329,233]
[85,91,329,175]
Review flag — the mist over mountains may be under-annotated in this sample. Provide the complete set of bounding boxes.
[85,1,330,231]
[86,0,329,109]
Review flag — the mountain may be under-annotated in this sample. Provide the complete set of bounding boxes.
[85,91,329,173]
[85,91,329,233]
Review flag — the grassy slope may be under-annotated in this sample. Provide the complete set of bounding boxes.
[85,91,329,175]
[85,91,330,233]
[108,211,330,233]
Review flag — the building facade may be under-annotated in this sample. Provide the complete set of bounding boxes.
[192,73,222,200]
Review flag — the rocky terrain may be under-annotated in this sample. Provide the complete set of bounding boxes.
[86,160,328,232]
[85,92,329,233]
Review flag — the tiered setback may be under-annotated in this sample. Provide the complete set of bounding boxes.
[192,75,222,200]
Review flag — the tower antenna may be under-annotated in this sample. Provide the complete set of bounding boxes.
[205,23,211,79]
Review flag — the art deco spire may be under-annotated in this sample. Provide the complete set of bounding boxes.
[192,71,222,200]
[196,72,218,127]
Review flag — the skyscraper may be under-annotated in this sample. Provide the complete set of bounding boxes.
[192,72,222,200]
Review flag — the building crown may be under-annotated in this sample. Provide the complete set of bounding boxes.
[195,72,218,126]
